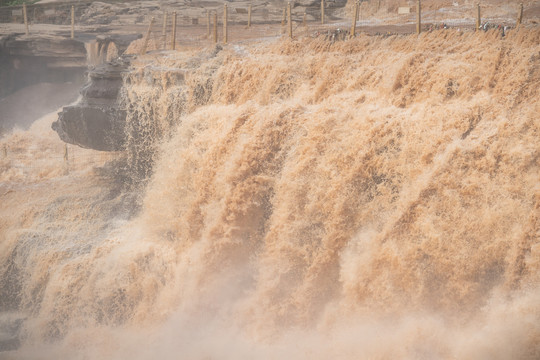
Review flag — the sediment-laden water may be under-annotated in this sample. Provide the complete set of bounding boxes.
[1,28,539,359]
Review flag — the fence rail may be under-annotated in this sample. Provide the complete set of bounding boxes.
[0,1,532,49]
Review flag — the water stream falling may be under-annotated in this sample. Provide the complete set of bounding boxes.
[85,41,119,67]
[1,28,539,359]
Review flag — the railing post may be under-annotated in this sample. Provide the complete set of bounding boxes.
[23,3,29,35]
[223,3,228,44]
[416,0,421,34]
[321,0,325,25]
[288,2,292,39]
[71,5,74,39]
[171,11,177,50]
[140,17,155,55]
[351,1,358,37]
[64,144,69,174]
[162,11,167,49]
[476,3,481,31]
[517,3,523,26]
[213,11,217,43]
[207,10,210,37]
[248,4,252,27]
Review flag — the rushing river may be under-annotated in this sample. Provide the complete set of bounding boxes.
[1,29,539,359]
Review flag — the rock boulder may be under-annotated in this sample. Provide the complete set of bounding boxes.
[53,56,131,151]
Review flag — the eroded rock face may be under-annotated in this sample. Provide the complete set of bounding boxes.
[0,33,87,63]
[0,33,87,99]
[53,56,131,151]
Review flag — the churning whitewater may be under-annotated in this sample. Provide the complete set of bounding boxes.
[1,28,539,359]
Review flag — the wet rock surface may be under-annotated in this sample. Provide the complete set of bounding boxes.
[53,56,132,151]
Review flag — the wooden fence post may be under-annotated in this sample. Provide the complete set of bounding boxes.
[281,8,286,27]
[171,11,177,50]
[288,2,292,39]
[476,3,481,31]
[416,0,421,34]
[71,6,74,39]
[213,11,217,43]
[23,3,29,35]
[351,1,358,37]
[248,4,252,27]
[140,17,155,55]
[207,10,210,37]
[517,3,523,26]
[321,0,325,25]
[223,4,228,44]
[162,11,167,49]
[63,144,69,174]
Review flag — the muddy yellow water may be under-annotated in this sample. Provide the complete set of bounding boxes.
[1,28,539,359]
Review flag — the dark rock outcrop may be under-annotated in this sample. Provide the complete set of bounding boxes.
[53,56,131,151]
